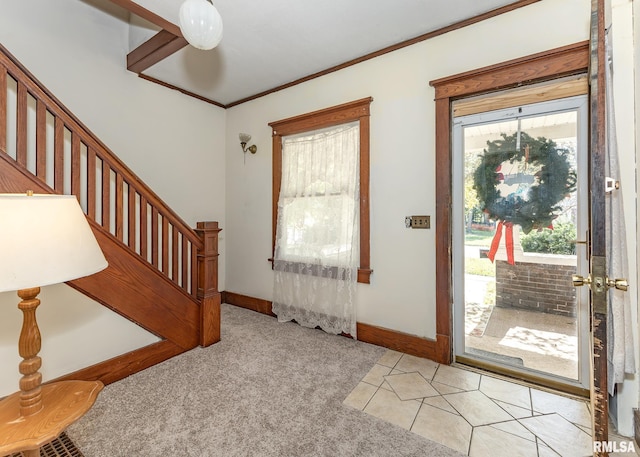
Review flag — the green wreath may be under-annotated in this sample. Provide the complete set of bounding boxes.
[472,132,577,234]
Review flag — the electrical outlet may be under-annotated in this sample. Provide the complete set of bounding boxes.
[406,215,430,229]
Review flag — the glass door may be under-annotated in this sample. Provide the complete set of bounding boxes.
[452,95,589,392]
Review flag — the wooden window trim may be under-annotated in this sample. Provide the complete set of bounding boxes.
[428,41,589,364]
[269,97,373,284]
[451,74,588,118]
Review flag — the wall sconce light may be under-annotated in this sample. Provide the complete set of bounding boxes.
[239,133,257,154]
[179,0,224,50]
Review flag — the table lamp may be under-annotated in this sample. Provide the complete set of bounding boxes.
[0,192,108,457]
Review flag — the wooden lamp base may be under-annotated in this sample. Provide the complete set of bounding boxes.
[0,288,103,456]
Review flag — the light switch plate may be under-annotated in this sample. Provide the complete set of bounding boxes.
[406,215,430,229]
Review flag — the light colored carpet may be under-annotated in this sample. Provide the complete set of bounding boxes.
[67,304,465,457]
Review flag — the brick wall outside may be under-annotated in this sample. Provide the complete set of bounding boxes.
[495,259,577,317]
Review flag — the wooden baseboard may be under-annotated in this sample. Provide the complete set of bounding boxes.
[222,290,451,364]
[46,290,451,388]
[357,323,450,364]
[51,339,187,386]
[223,291,275,316]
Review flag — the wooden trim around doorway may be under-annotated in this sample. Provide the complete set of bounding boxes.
[428,41,589,365]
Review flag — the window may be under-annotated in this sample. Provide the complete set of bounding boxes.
[269,97,372,284]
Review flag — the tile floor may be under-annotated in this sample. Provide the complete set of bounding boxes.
[344,350,637,457]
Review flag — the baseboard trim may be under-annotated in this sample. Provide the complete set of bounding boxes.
[50,290,452,387]
[222,290,450,364]
[51,339,187,386]
[223,291,275,316]
[357,323,450,364]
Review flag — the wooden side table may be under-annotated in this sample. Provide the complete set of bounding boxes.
[0,289,103,457]
[0,380,102,456]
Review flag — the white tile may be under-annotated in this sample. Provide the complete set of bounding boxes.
[470,425,539,457]
[377,350,403,368]
[607,434,639,457]
[491,420,536,442]
[530,389,591,428]
[395,354,439,381]
[356,357,600,456]
[537,443,561,457]
[576,423,591,436]
[385,372,440,400]
[479,375,531,410]
[494,400,533,419]
[411,404,472,455]
[433,365,481,391]
[519,413,592,457]
[363,388,421,430]
[432,381,464,395]
[343,382,378,410]
[362,363,392,387]
[422,395,460,415]
[444,390,512,426]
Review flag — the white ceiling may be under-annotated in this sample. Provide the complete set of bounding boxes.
[119,0,527,106]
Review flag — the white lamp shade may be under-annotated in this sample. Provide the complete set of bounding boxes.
[179,0,224,50]
[0,194,108,292]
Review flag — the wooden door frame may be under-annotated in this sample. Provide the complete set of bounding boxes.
[429,41,589,365]
[589,0,609,451]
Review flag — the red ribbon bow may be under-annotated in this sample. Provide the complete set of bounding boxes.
[487,221,515,265]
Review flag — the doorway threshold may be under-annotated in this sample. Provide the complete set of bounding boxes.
[455,353,589,398]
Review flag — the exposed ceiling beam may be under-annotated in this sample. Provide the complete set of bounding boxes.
[107,0,182,36]
[106,1,188,74]
[127,30,187,74]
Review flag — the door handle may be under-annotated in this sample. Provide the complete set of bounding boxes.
[572,274,628,292]
[572,274,592,288]
[607,278,628,291]
[572,274,605,292]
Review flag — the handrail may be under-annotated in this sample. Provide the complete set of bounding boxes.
[0,43,204,298]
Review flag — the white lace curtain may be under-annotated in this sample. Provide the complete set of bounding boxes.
[605,30,635,394]
[272,122,359,337]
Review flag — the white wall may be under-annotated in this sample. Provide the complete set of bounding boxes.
[225,0,592,338]
[0,0,227,397]
[0,285,159,397]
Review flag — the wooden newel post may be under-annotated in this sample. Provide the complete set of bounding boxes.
[195,221,222,347]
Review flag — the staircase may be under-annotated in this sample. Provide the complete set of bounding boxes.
[0,44,221,386]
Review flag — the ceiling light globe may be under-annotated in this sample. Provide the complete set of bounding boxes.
[179,0,224,51]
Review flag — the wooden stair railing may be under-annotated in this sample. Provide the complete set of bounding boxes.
[0,44,221,385]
